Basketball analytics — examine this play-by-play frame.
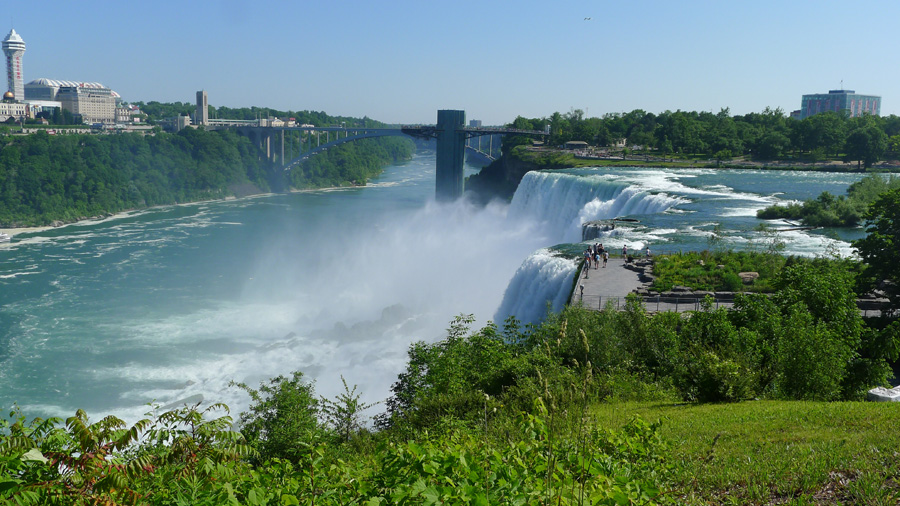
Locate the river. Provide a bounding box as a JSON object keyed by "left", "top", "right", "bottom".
{"left": 0, "top": 152, "right": 869, "bottom": 422}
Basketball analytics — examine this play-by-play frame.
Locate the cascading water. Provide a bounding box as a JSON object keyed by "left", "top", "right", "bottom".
{"left": 507, "top": 171, "right": 683, "bottom": 243}
{"left": 493, "top": 249, "right": 577, "bottom": 326}
{"left": 494, "top": 171, "right": 683, "bottom": 325}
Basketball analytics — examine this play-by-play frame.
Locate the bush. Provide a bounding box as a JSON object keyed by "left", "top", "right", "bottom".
{"left": 231, "top": 371, "right": 326, "bottom": 464}
{"left": 722, "top": 272, "right": 743, "bottom": 292}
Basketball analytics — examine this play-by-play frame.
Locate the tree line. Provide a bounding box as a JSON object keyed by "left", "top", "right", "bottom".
{"left": 290, "top": 137, "right": 414, "bottom": 189}
{"left": 0, "top": 129, "right": 269, "bottom": 227}
{"left": 132, "top": 101, "right": 392, "bottom": 129}
{"left": 509, "top": 108, "right": 900, "bottom": 168}
{"left": 0, "top": 128, "right": 415, "bottom": 227}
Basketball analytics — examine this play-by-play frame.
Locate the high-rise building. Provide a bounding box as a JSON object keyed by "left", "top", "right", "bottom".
{"left": 799, "top": 89, "right": 881, "bottom": 119}
{"left": 56, "top": 85, "right": 117, "bottom": 124}
{"left": 2, "top": 29, "right": 25, "bottom": 101}
{"left": 196, "top": 90, "right": 208, "bottom": 126}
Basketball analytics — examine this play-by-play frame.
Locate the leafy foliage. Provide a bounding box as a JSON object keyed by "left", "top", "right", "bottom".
{"left": 290, "top": 137, "right": 414, "bottom": 188}
{"left": 757, "top": 174, "right": 900, "bottom": 227}
{"left": 0, "top": 129, "right": 269, "bottom": 226}
{"left": 2, "top": 231, "right": 898, "bottom": 503}
{"left": 319, "top": 376, "right": 378, "bottom": 443}
{"left": 649, "top": 250, "right": 788, "bottom": 293}
{"left": 231, "top": 372, "right": 325, "bottom": 465}
{"left": 507, "top": 106, "right": 900, "bottom": 169}
{"left": 854, "top": 187, "right": 900, "bottom": 311}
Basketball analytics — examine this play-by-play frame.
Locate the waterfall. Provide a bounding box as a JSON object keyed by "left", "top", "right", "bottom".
{"left": 507, "top": 171, "right": 682, "bottom": 243}
{"left": 495, "top": 170, "right": 683, "bottom": 326}
{"left": 494, "top": 248, "right": 578, "bottom": 326}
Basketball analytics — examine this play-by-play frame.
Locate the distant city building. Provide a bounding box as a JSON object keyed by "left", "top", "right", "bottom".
{"left": 57, "top": 85, "right": 117, "bottom": 124}
{"left": 799, "top": 89, "right": 881, "bottom": 119}
{"left": 469, "top": 119, "right": 482, "bottom": 128}
{"left": 564, "top": 140, "right": 588, "bottom": 150}
{"left": 25, "top": 100, "right": 62, "bottom": 119}
{"left": 175, "top": 114, "right": 192, "bottom": 132}
{"left": 195, "top": 90, "right": 208, "bottom": 126}
{"left": 0, "top": 91, "right": 28, "bottom": 122}
{"left": 25, "top": 78, "right": 121, "bottom": 103}
{"left": 116, "top": 105, "right": 141, "bottom": 124}
{"left": 2, "top": 29, "right": 25, "bottom": 101}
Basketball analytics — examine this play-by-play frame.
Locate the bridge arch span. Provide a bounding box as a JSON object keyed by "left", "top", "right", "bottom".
{"left": 282, "top": 129, "right": 410, "bottom": 168}
{"left": 230, "top": 110, "right": 546, "bottom": 200}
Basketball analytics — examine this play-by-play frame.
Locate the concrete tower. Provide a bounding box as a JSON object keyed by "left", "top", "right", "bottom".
{"left": 2, "top": 29, "right": 25, "bottom": 101}
{"left": 434, "top": 110, "right": 467, "bottom": 201}
{"left": 196, "top": 90, "right": 208, "bottom": 126}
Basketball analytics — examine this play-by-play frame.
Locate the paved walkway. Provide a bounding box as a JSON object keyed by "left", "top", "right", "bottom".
{"left": 570, "top": 258, "right": 643, "bottom": 310}
{"left": 570, "top": 258, "right": 737, "bottom": 313}
{"left": 570, "top": 258, "right": 892, "bottom": 317}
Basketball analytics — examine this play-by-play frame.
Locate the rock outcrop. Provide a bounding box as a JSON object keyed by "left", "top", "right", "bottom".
{"left": 867, "top": 386, "right": 900, "bottom": 402}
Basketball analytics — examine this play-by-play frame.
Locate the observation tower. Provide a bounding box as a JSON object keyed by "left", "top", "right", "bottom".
{"left": 2, "top": 29, "right": 25, "bottom": 100}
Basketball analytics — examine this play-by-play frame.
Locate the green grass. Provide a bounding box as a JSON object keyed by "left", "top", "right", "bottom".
{"left": 650, "top": 251, "right": 788, "bottom": 293}
{"left": 590, "top": 400, "right": 900, "bottom": 505}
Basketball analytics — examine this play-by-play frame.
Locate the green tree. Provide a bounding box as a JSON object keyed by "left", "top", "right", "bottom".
{"left": 772, "top": 262, "right": 874, "bottom": 399}
{"left": 754, "top": 131, "right": 790, "bottom": 159}
{"left": 844, "top": 122, "right": 887, "bottom": 169}
{"left": 320, "top": 377, "right": 377, "bottom": 442}
{"left": 714, "top": 149, "right": 732, "bottom": 167}
{"left": 231, "top": 371, "right": 324, "bottom": 464}
{"left": 853, "top": 188, "right": 900, "bottom": 309}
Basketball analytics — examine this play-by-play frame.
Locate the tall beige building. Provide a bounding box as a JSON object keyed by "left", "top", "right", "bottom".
{"left": 57, "top": 85, "right": 116, "bottom": 124}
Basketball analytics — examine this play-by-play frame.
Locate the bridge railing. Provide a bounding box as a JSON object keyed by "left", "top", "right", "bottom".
{"left": 461, "top": 126, "right": 548, "bottom": 136}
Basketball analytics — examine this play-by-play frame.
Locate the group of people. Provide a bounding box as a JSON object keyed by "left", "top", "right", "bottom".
{"left": 583, "top": 243, "right": 652, "bottom": 270}
{"left": 584, "top": 243, "right": 610, "bottom": 269}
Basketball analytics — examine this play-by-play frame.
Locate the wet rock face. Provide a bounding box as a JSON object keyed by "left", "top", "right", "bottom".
{"left": 581, "top": 221, "right": 615, "bottom": 241}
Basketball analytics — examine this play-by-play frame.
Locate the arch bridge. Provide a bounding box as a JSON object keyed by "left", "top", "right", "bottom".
{"left": 227, "top": 110, "right": 546, "bottom": 201}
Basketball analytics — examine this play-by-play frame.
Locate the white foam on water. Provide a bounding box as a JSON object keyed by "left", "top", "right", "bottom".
{"left": 508, "top": 172, "right": 683, "bottom": 242}
{"left": 494, "top": 249, "right": 578, "bottom": 326}
{"left": 720, "top": 206, "right": 766, "bottom": 217}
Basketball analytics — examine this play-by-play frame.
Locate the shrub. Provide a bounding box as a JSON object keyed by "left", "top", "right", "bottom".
{"left": 231, "top": 371, "right": 326, "bottom": 464}
{"left": 722, "top": 272, "right": 743, "bottom": 292}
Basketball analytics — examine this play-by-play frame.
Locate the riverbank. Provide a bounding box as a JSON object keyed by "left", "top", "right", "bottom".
{"left": 537, "top": 147, "right": 900, "bottom": 172}
{"left": 0, "top": 225, "right": 53, "bottom": 237}
{"left": 0, "top": 184, "right": 361, "bottom": 240}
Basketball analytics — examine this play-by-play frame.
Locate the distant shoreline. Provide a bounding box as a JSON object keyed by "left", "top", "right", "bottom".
{"left": 0, "top": 183, "right": 365, "bottom": 240}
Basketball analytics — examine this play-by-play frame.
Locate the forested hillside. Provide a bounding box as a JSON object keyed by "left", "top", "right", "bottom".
{"left": 0, "top": 129, "right": 269, "bottom": 227}
{"left": 290, "top": 137, "right": 415, "bottom": 188}
{"left": 0, "top": 128, "right": 415, "bottom": 227}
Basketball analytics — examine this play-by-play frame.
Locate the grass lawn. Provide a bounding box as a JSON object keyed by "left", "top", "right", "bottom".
{"left": 591, "top": 401, "right": 900, "bottom": 505}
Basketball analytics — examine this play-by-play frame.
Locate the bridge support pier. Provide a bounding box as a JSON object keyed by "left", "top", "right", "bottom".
{"left": 435, "top": 110, "right": 466, "bottom": 202}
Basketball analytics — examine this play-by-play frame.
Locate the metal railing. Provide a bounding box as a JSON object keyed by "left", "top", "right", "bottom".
{"left": 573, "top": 292, "right": 894, "bottom": 318}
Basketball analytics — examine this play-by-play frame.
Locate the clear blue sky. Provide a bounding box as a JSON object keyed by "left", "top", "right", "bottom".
{"left": 6, "top": 0, "right": 898, "bottom": 125}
